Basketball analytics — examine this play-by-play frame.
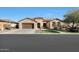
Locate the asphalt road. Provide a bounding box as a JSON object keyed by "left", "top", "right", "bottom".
{"left": 0, "top": 34, "right": 79, "bottom": 52}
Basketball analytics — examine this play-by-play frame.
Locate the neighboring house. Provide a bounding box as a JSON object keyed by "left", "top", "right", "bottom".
{"left": 9, "top": 21, "right": 18, "bottom": 29}
{"left": 0, "top": 19, "right": 17, "bottom": 31}
{"left": 19, "top": 17, "right": 65, "bottom": 30}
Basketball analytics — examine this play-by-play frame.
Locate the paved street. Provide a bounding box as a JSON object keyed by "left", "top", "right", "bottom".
{"left": 0, "top": 34, "right": 79, "bottom": 52}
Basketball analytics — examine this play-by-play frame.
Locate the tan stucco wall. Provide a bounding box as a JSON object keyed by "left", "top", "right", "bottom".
{"left": 19, "top": 18, "right": 66, "bottom": 30}
{"left": 0, "top": 22, "right": 9, "bottom": 31}
{"left": 46, "top": 22, "right": 50, "bottom": 29}
{"left": 48, "top": 20, "right": 65, "bottom": 29}
{"left": 34, "top": 19, "right": 45, "bottom": 29}
{"left": 34, "top": 19, "right": 44, "bottom": 23}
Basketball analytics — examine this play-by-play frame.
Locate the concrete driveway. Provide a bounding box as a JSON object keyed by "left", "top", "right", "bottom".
{"left": 0, "top": 29, "right": 36, "bottom": 34}
{"left": 11, "top": 29, "right": 36, "bottom": 34}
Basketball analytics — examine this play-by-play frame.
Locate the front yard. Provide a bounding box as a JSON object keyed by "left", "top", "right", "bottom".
{"left": 41, "top": 29, "right": 60, "bottom": 33}
{"left": 36, "top": 29, "right": 60, "bottom": 34}
{"left": 36, "top": 29, "right": 79, "bottom": 34}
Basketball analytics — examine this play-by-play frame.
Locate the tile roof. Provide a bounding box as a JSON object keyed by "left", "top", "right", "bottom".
{"left": 19, "top": 17, "right": 32, "bottom": 22}
{"left": 33, "top": 17, "right": 44, "bottom": 19}
{"left": 19, "top": 17, "right": 63, "bottom": 22}
{"left": 0, "top": 19, "right": 17, "bottom": 23}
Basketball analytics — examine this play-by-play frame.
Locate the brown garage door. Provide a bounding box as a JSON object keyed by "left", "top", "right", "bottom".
{"left": 22, "top": 23, "right": 34, "bottom": 29}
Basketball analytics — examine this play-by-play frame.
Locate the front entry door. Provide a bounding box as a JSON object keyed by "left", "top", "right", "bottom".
{"left": 37, "top": 23, "right": 40, "bottom": 28}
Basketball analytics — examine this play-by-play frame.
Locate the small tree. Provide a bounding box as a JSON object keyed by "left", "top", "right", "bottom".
{"left": 64, "top": 9, "right": 79, "bottom": 32}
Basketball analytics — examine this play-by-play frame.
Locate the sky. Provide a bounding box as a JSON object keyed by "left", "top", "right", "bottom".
{"left": 0, "top": 7, "right": 78, "bottom": 21}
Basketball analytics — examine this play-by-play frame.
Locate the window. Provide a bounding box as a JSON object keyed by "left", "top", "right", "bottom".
{"left": 57, "top": 22, "right": 61, "bottom": 26}
{"left": 52, "top": 22, "right": 56, "bottom": 26}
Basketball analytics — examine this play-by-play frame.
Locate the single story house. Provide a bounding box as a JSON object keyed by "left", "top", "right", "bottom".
{"left": 0, "top": 19, "right": 17, "bottom": 31}
{"left": 19, "top": 17, "right": 66, "bottom": 30}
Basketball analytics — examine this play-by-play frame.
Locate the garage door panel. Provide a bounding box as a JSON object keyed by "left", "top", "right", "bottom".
{"left": 22, "top": 23, "right": 34, "bottom": 29}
